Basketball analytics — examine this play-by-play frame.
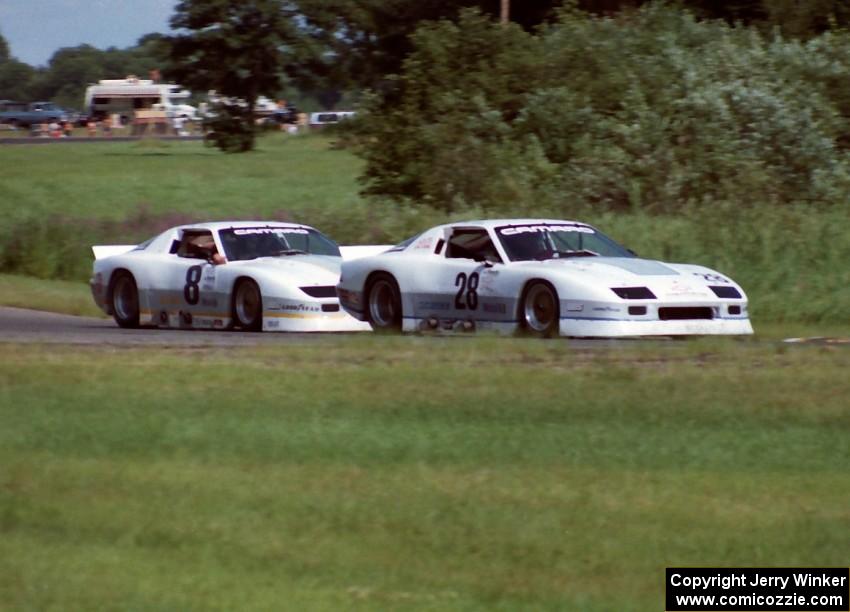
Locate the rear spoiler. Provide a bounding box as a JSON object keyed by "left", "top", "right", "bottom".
{"left": 339, "top": 245, "right": 392, "bottom": 261}
{"left": 92, "top": 245, "right": 136, "bottom": 260}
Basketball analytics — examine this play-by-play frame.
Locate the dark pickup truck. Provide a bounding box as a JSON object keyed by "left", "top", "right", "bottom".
{"left": 0, "top": 101, "right": 72, "bottom": 128}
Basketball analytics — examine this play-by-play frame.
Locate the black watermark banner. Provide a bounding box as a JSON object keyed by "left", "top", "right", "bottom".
{"left": 666, "top": 568, "right": 849, "bottom": 611}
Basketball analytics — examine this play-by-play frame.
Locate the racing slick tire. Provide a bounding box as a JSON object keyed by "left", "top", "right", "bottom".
{"left": 519, "top": 281, "right": 560, "bottom": 338}
{"left": 365, "top": 273, "right": 402, "bottom": 333}
{"left": 110, "top": 270, "right": 140, "bottom": 328}
{"left": 233, "top": 279, "right": 263, "bottom": 331}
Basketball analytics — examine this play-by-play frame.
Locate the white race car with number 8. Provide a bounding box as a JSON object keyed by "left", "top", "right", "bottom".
{"left": 91, "top": 221, "right": 382, "bottom": 332}
{"left": 336, "top": 219, "right": 753, "bottom": 337}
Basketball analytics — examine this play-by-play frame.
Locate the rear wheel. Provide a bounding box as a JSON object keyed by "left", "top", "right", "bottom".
{"left": 110, "top": 271, "right": 140, "bottom": 328}
{"left": 366, "top": 273, "right": 402, "bottom": 333}
{"left": 233, "top": 279, "right": 263, "bottom": 331}
{"left": 519, "top": 281, "right": 560, "bottom": 338}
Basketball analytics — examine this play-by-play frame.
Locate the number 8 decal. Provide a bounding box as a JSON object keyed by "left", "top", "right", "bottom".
{"left": 184, "top": 265, "right": 202, "bottom": 305}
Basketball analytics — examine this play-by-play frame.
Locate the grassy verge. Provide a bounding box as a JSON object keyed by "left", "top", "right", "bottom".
{"left": 0, "top": 274, "right": 105, "bottom": 317}
{"left": 1, "top": 339, "right": 848, "bottom": 610}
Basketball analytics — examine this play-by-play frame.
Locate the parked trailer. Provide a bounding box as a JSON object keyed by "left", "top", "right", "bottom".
{"left": 84, "top": 77, "right": 198, "bottom": 125}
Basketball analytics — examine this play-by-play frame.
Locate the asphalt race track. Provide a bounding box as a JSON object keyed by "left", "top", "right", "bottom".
{"left": 0, "top": 306, "right": 631, "bottom": 348}
{"left": 0, "top": 306, "right": 335, "bottom": 346}
{"left": 4, "top": 306, "right": 847, "bottom": 348}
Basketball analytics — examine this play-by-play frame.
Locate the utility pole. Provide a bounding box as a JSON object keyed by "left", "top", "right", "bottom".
{"left": 500, "top": 0, "right": 509, "bottom": 24}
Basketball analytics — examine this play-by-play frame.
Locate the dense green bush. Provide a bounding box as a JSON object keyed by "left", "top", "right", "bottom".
{"left": 355, "top": 4, "right": 850, "bottom": 213}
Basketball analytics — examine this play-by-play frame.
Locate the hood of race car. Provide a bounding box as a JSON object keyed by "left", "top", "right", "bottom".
{"left": 228, "top": 254, "right": 341, "bottom": 286}
{"left": 517, "top": 257, "right": 742, "bottom": 300}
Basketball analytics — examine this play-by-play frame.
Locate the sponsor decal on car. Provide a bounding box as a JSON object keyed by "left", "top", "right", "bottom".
{"left": 665, "top": 280, "right": 710, "bottom": 297}
{"left": 692, "top": 271, "right": 731, "bottom": 284}
{"left": 482, "top": 302, "right": 507, "bottom": 314}
{"left": 201, "top": 266, "right": 216, "bottom": 291}
{"left": 268, "top": 300, "right": 325, "bottom": 313}
{"left": 478, "top": 270, "right": 499, "bottom": 292}
{"left": 499, "top": 224, "right": 594, "bottom": 235}
{"left": 413, "top": 237, "right": 435, "bottom": 249}
{"left": 233, "top": 227, "right": 309, "bottom": 235}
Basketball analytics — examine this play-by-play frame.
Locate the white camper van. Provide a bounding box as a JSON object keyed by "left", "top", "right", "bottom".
{"left": 84, "top": 77, "right": 198, "bottom": 125}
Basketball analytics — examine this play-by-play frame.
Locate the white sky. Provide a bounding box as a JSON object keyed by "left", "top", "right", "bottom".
{"left": 0, "top": 0, "right": 178, "bottom": 66}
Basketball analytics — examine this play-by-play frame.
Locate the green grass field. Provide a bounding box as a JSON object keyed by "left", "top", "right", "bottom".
{"left": 1, "top": 339, "right": 848, "bottom": 611}
{"left": 0, "top": 274, "right": 104, "bottom": 317}
{"left": 0, "top": 134, "right": 433, "bottom": 243}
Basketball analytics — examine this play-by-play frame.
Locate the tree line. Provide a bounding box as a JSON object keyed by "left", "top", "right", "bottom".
{"left": 2, "top": 0, "right": 850, "bottom": 178}
{"left": 2, "top": 0, "right": 847, "bottom": 110}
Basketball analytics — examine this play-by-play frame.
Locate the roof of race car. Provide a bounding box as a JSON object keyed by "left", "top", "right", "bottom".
{"left": 442, "top": 219, "right": 592, "bottom": 230}
{"left": 174, "top": 221, "right": 315, "bottom": 232}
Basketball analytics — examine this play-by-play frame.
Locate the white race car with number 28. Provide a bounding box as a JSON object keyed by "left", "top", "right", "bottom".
{"left": 91, "top": 221, "right": 386, "bottom": 332}
{"left": 337, "top": 219, "right": 753, "bottom": 337}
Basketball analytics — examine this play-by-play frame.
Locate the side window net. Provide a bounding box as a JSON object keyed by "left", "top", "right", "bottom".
{"left": 177, "top": 231, "right": 216, "bottom": 259}
{"left": 445, "top": 230, "right": 502, "bottom": 263}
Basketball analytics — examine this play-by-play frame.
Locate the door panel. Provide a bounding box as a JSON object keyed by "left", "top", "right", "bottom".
{"left": 149, "top": 256, "right": 222, "bottom": 323}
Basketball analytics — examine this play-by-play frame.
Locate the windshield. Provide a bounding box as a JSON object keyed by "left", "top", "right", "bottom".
{"left": 218, "top": 227, "right": 340, "bottom": 261}
{"left": 496, "top": 223, "right": 633, "bottom": 262}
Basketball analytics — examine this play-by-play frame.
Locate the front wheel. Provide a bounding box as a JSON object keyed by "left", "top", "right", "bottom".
{"left": 110, "top": 271, "right": 140, "bottom": 328}
{"left": 519, "top": 281, "right": 560, "bottom": 338}
{"left": 366, "top": 273, "right": 402, "bottom": 333}
{"left": 233, "top": 279, "right": 263, "bottom": 331}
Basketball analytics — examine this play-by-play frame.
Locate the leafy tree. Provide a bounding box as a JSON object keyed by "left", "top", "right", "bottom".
{"left": 298, "top": 0, "right": 850, "bottom": 97}
{"left": 354, "top": 5, "right": 850, "bottom": 213}
{"left": 0, "top": 61, "right": 37, "bottom": 101}
{"left": 762, "top": 0, "right": 850, "bottom": 38}
{"left": 168, "top": 0, "right": 301, "bottom": 152}
{"left": 0, "top": 32, "right": 37, "bottom": 101}
{"left": 297, "top": 0, "right": 564, "bottom": 93}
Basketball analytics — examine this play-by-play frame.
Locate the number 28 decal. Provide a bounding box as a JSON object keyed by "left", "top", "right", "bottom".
{"left": 455, "top": 272, "right": 479, "bottom": 310}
